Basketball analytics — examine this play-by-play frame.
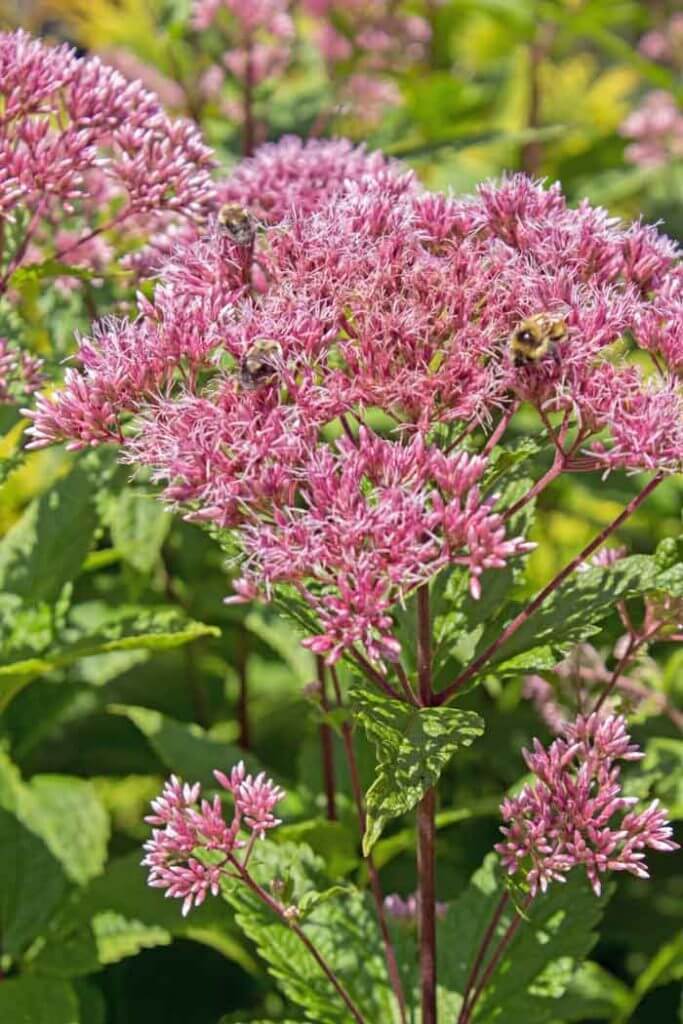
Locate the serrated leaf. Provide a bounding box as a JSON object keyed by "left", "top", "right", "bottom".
{"left": 108, "top": 704, "right": 259, "bottom": 786}
{"left": 18, "top": 776, "right": 110, "bottom": 885}
{"left": 436, "top": 853, "right": 612, "bottom": 1022}
{"left": 625, "top": 737, "right": 683, "bottom": 819}
{"left": 10, "top": 259, "right": 101, "bottom": 285}
{"left": 490, "top": 554, "right": 662, "bottom": 677}
{"left": 0, "top": 977, "right": 80, "bottom": 1024}
{"left": 33, "top": 851, "right": 255, "bottom": 977}
{"left": 0, "top": 463, "right": 98, "bottom": 603}
{"left": 432, "top": 476, "right": 536, "bottom": 689}
{"left": 0, "top": 603, "right": 219, "bottom": 703}
{"left": 73, "top": 980, "right": 106, "bottom": 1024}
{"left": 275, "top": 818, "right": 359, "bottom": 878}
{"left": 93, "top": 910, "right": 171, "bottom": 964}
{"left": 99, "top": 487, "right": 171, "bottom": 574}
{"left": 0, "top": 757, "right": 108, "bottom": 887}
{"left": 225, "top": 841, "right": 398, "bottom": 1023}
{"left": 244, "top": 606, "right": 315, "bottom": 684}
{"left": 351, "top": 686, "right": 484, "bottom": 853}
{"left": 0, "top": 807, "right": 69, "bottom": 957}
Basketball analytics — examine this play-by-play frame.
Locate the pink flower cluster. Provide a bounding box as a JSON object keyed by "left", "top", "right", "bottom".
{"left": 217, "top": 135, "right": 410, "bottom": 225}
{"left": 0, "top": 30, "right": 216, "bottom": 281}
{"left": 143, "top": 764, "right": 285, "bottom": 916}
{"left": 191, "top": 0, "right": 294, "bottom": 96}
{"left": 384, "top": 892, "right": 448, "bottom": 923}
{"left": 0, "top": 336, "right": 43, "bottom": 403}
{"left": 27, "top": 166, "right": 683, "bottom": 667}
{"left": 620, "top": 90, "right": 683, "bottom": 169}
{"left": 638, "top": 13, "right": 683, "bottom": 67}
{"left": 305, "top": 0, "right": 430, "bottom": 127}
{"left": 496, "top": 714, "right": 678, "bottom": 897}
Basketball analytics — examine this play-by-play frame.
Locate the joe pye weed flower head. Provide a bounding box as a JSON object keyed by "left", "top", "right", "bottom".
{"left": 28, "top": 164, "right": 683, "bottom": 673}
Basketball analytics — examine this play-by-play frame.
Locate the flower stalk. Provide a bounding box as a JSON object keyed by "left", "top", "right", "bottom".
{"left": 437, "top": 473, "right": 665, "bottom": 705}
{"left": 417, "top": 583, "right": 438, "bottom": 1024}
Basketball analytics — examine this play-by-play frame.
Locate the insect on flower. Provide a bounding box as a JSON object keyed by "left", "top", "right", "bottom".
{"left": 239, "top": 338, "right": 283, "bottom": 389}
{"left": 508, "top": 312, "right": 567, "bottom": 366}
{"left": 218, "top": 202, "right": 256, "bottom": 246}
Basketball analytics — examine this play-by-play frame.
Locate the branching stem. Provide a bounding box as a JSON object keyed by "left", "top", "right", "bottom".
{"left": 437, "top": 473, "right": 664, "bottom": 705}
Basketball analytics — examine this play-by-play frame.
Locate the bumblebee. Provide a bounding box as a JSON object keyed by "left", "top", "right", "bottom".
{"left": 508, "top": 313, "right": 567, "bottom": 366}
{"left": 218, "top": 202, "right": 255, "bottom": 246}
{"left": 240, "top": 339, "right": 282, "bottom": 389}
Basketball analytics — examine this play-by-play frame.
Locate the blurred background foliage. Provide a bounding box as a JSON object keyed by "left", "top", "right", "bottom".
{"left": 0, "top": 0, "right": 681, "bottom": 1022}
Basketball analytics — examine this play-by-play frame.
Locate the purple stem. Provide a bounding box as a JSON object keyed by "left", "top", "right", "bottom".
{"left": 317, "top": 656, "right": 338, "bottom": 821}
{"left": 417, "top": 583, "right": 438, "bottom": 1024}
{"left": 436, "top": 473, "right": 664, "bottom": 706}
{"left": 230, "top": 855, "right": 367, "bottom": 1024}
{"left": 456, "top": 890, "right": 510, "bottom": 1024}
{"left": 329, "top": 666, "right": 408, "bottom": 1024}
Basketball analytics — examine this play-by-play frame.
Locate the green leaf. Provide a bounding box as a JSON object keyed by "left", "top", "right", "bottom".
{"left": 73, "top": 980, "right": 106, "bottom": 1024}
{"left": 244, "top": 606, "right": 315, "bottom": 684}
{"left": 0, "top": 807, "right": 69, "bottom": 957}
{"left": 225, "top": 841, "right": 398, "bottom": 1023}
{"left": 108, "top": 704, "right": 258, "bottom": 786}
{"left": 99, "top": 487, "right": 171, "bottom": 574}
{"left": 625, "top": 737, "right": 683, "bottom": 819}
{"left": 32, "top": 851, "right": 255, "bottom": 977}
{"left": 489, "top": 554, "right": 662, "bottom": 678}
{"left": 369, "top": 798, "right": 500, "bottom": 871}
{"left": 18, "top": 776, "right": 110, "bottom": 885}
{"left": 0, "top": 977, "right": 80, "bottom": 1024}
{"left": 557, "top": 961, "right": 631, "bottom": 1020}
{"left": 611, "top": 933, "right": 683, "bottom": 1024}
{"left": 91, "top": 910, "right": 172, "bottom": 965}
{"left": 0, "top": 463, "right": 98, "bottom": 603}
{"left": 275, "top": 818, "right": 359, "bottom": 878}
{"left": 432, "top": 474, "right": 537, "bottom": 689}
{"left": 351, "top": 687, "right": 484, "bottom": 854}
{"left": 437, "top": 853, "right": 612, "bottom": 1022}
{"left": 10, "top": 258, "right": 131, "bottom": 288}
{"left": 0, "top": 603, "right": 220, "bottom": 704}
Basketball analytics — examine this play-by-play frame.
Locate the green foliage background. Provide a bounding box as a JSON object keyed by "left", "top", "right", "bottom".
{"left": 0, "top": 1, "right": 681, "bottom": 1022}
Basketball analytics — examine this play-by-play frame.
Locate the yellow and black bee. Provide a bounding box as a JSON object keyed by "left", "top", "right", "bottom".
{"left": 507, "top": 311, "right": 565, "bottom": 368}
{"left": 240, "top": 339, "right": 282, "bottom": 389}
{"left": 508, "top": 313, "right": 567, "bottom": 366}
{"left": 218, "top": 202, "right": 255, "bottom": 246}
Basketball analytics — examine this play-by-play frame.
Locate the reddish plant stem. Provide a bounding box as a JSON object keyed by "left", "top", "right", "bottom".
{"left": 230, "top": 855, "right": 367, "bottom": 1024}
{"left": 416, "top": 583, "right": 438, "bottom": 1024}
{"left": 417, "top": 583, "right": 433, "bottom": 708}
{"left": 418, "top": 788, "right": 438, "bottom": 1024}
{"left": 459, "top": 898, "right": 531, "bottom": 1024}
{"left": 482, "top": 401, "right": 519, "bottom": 456}
{"left": 349, "top": 647, "right": 406, "bottom": 702}
{"left": 235, "top": 631, "right": 251, "bottom": 750}
{"left": 457, "top": 891, "right": 509, "bottom": 1023}
{"left": 243, "top": 37, "right": 256, "bottom": 157}
{"left": 329, "top": 666, "right": 408, "bottom": 1024}
{"left": 592, "top": 623, "right": 661, "bottom": 714}
{"left": 0, "top": 199, "right": 46, "bottom": 293}
{"left": 503, "top": 449, "right": 564, "bottom": 522}
{"left": 437, "top": 473, "right": 664, "bottom": 705}
{"left": 395, "top": 661, "right": 419, "bottom": 704}
{"left": 520, "top": 24, "right": 554, "bottom": 176}
{"left": 317, "top": 656, "right": 337, "bottom": 821}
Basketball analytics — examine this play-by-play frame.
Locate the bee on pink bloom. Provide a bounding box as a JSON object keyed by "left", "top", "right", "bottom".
{"left": 218, "top": 202, "right": 256, "bottom": 246}
{"left": 508, "top": 312, "right": 568, "bottom": 366}
{"left": 240, "top": 338, "right": 283, "bottom": 389}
